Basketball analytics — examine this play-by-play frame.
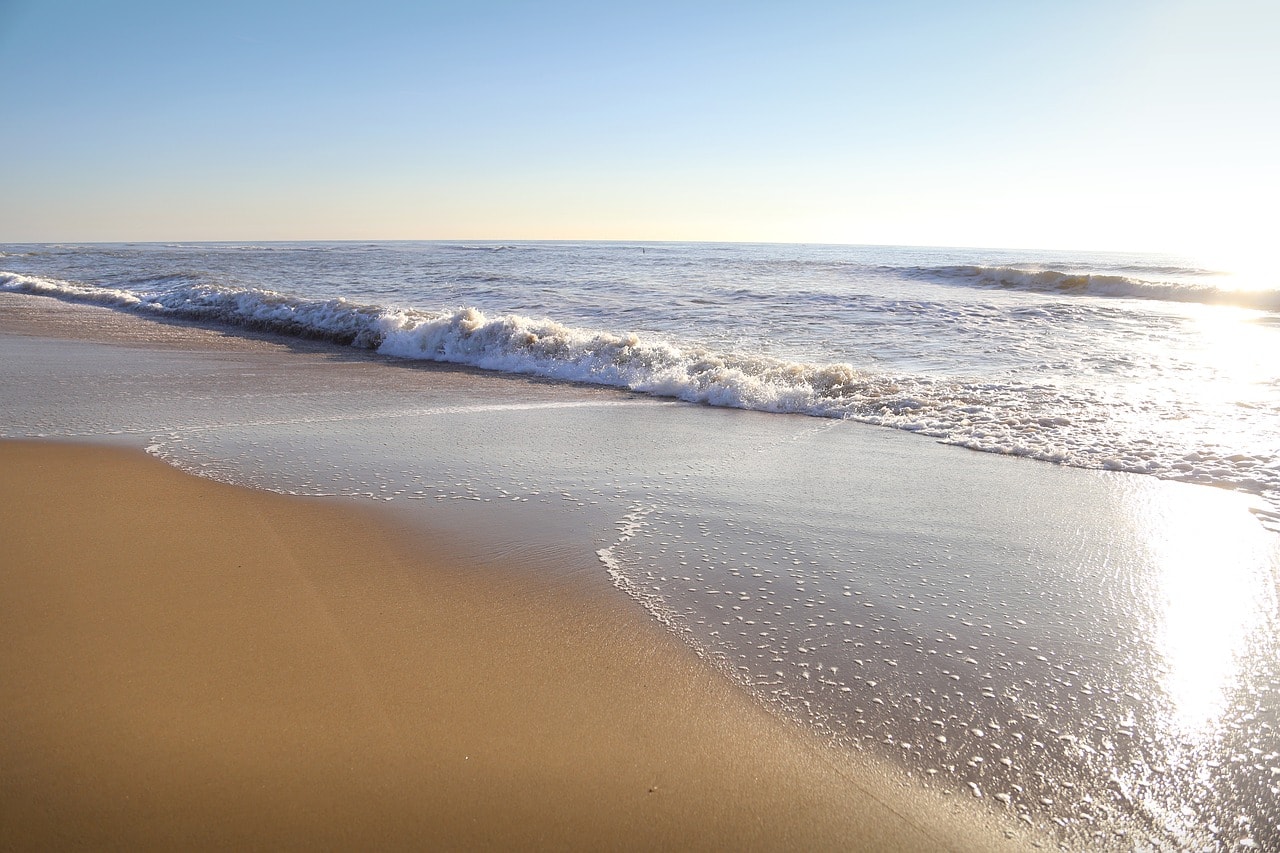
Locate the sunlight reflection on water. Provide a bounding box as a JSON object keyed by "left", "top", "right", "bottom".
{"left": 1134, "top": 485, "right": 1273, "bottom": 734}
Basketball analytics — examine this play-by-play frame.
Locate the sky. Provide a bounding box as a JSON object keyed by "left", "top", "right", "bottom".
{"left": 1, "top": 0, "right": 1277, "bottom": 256}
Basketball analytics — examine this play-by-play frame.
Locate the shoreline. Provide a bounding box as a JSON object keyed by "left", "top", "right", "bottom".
{"left": 0, "top": 439, "right": 1024, "bottom": 850}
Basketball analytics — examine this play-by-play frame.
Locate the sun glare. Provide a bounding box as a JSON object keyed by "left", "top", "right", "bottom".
{"left": 1186, "top": 233, "right": 1275, "bottom": 293}
{"left": 1130, "top": 483, "right": 1275, "bottom": 734}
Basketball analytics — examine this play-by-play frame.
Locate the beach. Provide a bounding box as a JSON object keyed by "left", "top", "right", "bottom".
{"left": 0, "top": 295, "right": 1027, "bottom": 849}
{"left": 4, "top": 0, "right": 1277, "bottom": 840}
{"left": 1, "top": 444, "right": 1018, "bottom": 851}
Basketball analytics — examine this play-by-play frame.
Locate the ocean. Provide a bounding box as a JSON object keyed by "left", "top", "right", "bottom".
{"left": 3, "top": 241, "right": 1277, "bottom": 529}
{"left": 3, "top": 240, "right": 1279, "bottom": 848}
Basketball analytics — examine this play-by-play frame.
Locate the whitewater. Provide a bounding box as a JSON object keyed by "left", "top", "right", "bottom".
{"left": 2, "top": 240, "right": 1278, "bottom": 527}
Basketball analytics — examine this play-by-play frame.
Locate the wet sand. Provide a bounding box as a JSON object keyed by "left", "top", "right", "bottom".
{"left": 0, "top": 439, "right": 1022, "bottom": 850}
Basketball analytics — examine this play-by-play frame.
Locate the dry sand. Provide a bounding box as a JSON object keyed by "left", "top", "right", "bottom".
{"left": 0, "top": 439, "right": 1025, "bottom": 850}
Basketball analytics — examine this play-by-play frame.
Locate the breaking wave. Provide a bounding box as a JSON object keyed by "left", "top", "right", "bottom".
{"left": 0, "top": 270, "right": 896, "bottom": 414}
{"left": 923, "top": 265, "right": 1280, "bottom": 311}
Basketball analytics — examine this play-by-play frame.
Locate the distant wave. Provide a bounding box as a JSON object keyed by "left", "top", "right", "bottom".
{"left": 920, "top": 265, "right": 1280, "bottom": 311}
{"left": 4, "top": 269, "right": 1278, "bottom": 518}
{"left": 1104, "top": 263, "right": 1220, "bottom": 276}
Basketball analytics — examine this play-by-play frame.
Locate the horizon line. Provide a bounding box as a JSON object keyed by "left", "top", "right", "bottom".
{"left": 1, "top": 236, "right": 1185, "bottom": 258}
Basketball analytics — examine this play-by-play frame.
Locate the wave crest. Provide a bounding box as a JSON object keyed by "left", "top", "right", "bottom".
{"left": 927, "top": 265, "right": 1279, "bottom": 311}
{"left": 375, "top": 305, "right": 873, "bottom": 413}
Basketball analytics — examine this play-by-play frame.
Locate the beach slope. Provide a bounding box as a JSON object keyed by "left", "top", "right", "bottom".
{"left": 0, "top": 440, "right": 1017, "bottom": 850}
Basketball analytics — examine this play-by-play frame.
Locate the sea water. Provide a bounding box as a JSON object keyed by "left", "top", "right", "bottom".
{"left": 3, "top": 241, "right": 1279, "bottom": 848}
{"left": 3, "top": 241, "right": 1277, "bottom": 528}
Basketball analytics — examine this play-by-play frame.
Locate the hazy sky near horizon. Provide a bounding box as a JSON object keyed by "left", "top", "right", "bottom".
{"left": 1, "top": 0, "right": 1276, "bottom": 256}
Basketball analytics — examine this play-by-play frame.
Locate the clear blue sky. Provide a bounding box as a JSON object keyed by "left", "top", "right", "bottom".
{"left": 2, "top": 0, "right": 1276, "bottom": 256}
